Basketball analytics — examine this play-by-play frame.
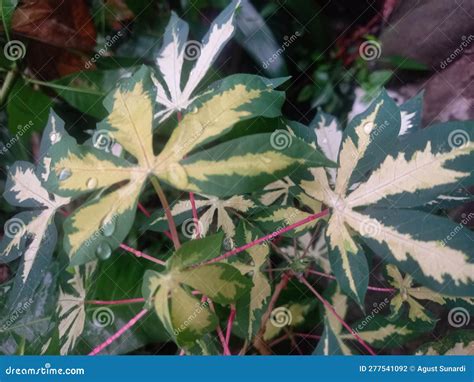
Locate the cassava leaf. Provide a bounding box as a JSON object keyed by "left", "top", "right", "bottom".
{"left": 0, "top": 113, "right": 70, "bottom": 310}
{"left": 44, "top": 66, "right": 319, "bottom": 265}
{"left": 416, "top": 331, "right": 474, "bottom": 355}
{"left": 300, "top": 91, "right": 474, "bottom": 304}
{"left": 142, "top": 234, "right": 251, "bottom": 346}
{"left": 232, "top": 222, "right": 271, "bottom": 340}
{"left": 153, "top": 0, "right": 241, "bottom": 121}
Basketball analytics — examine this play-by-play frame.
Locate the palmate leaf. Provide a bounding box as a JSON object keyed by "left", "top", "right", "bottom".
{"left": 300, "top": 90, "right": 474, "bottom": 306}
{"left": 231, "top": 222, "right": 271, "bottom": 340}
{"left": 416, "top": 331, "right": 474, "bottom": 355}
{"left": 153, "top": 0, "right": 241, "bottom": 121}
{"left": 44, "top": 66, "right": 331, "bottom": 266}
{"left": 0, "top": 114, "right": 70, "bottom": 310}
{"left": 145, "top": 194, "right": 257, "bottom": 240}
{"left": 142, "top": 233, "right": 251, "bottom": 347}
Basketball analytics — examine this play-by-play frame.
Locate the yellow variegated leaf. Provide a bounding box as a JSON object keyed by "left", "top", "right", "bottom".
{"left": 346, "top": 142, "right": 474, "bottom": 208}
{"left": 345, "top": 210, "right": 474, "bottom": 289}
{"left": 106, "top": 81, "right": 155, "bottom": 168}
{"left": 260, "top": 177, "right": 295, "bottom": 206}
{"left": 340, "top": 324, "right": 412, "bottom": 342}
{"left": 334, "top": 101, "right": 383, "bottom": 196}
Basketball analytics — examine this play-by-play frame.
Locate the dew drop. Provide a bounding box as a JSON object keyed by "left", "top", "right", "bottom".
{"left": 96, "top": 242, "right": 112, "bottom": 260}
{"left": 49, "top": 132, "right": 58, "bottom": 143}
{"left": 86, "top": 177, "right": 98, "bottom": 189}
{"left": 102, "top": 219, "right": 116, "bottom": 237}
{"left": 58, "top": 168, "right": 72, "bottom": 181}
{"left": 191, "top": 106, "right": 198, "bottom": 114}
{"left": 363, "top": 122, "right": 374, "bottom": 134}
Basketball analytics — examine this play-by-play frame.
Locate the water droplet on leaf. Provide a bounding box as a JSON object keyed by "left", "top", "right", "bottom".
{"left": 96, "top": 242, "right": 112, "bottom": 260}
{"left": 86, "top": 177, "right": 98, "bottom": 189}
{"left": 102, "top": 219, "right": 116, "bottom": 237}
{"left": 58, "top": 168, "right": 71, "bottom": 181}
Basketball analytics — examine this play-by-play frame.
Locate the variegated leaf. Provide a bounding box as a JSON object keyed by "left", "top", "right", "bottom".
{"left": 142, "top": 234, "right": 251, "bottom": 346}
{"left": 416, "top": 331, "right": 474, "bottom": 355}
{"left": 0, "top": 114, "right": 70, "bottom": 309}
{"left": 56, "top": 263, "right": 97, "bottom": 355}
{"left": 153, "top": 0, "right": 241, "bottom": 121}
{"left": 300, "top": 92, "right": 474, "bottom": 301}
{"left": 313, "top": 318, "right": 343, "bottom": 355}
{"left": 232, "top": 222, "right": 271, "bottom": 340}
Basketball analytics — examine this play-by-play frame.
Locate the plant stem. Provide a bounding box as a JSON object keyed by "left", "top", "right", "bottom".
{"left": 0, "top": 70, "right": 16, "bottom": 106}
{"left": 205, "top": 209, "right": 330, "bottom": 265}
{"left": 225, "top": 305, "right": 236, "bottom": 347}
{"left": 119, "top": 243, "right": 166, "bottom": 266}
{"left": 89, "top": 309, "right": 148, "bottom": 355}
{"left": 23, "top": 76, "right": 104, "bottom": 95}
{"left": 306, "top": 270, "right": 396, "bottom": 293}
{"left": 208, "top": 299, "right": 231, "bottom": 355}
{"left": 137, "top": 202, "right": 151, "bottom": 217}
{"left": 296, "top": 274, "right": 376, "bottom": 356}
{"left": 189, "top": 191, "right": 201, "bottom": 238}
{"left": 86, "top": 298, "right": 145, "bottom": 305}
{"left": 150, "top": 177, "right": 181, "bottom": 249}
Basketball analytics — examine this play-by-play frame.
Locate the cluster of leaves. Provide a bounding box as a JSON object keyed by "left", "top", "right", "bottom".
{"left": 1, "top": 1, "right": 473, "bottom": 356}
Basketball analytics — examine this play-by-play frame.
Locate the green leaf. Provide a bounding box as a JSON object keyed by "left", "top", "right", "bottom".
{"left": 142, "top": 234, "right": 251, "bottom": 346}
{"left": 416, "top": 331, "right": 474, "bottom": 355}
{"left": 0, "top": 128, "right": 69, "bottom": 310}
{"left": 0, "top": 0, "right": 18, "bottom": 35}
{"left": 53, "top": 69, "right": 135, "bottom": 119}
{"left": 7, "top": 78, "right": 53, "bottom": 136}
{"left": 232, "top": 222, "right": 271, "bottom": 340}
{"left": 313, "top": 318, "right": 343, "bottom": 355}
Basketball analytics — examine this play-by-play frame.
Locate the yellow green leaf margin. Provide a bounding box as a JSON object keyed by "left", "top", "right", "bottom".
{"left": 44, "top": 66, "right": 332, "bottom": 265}
{"left": 141, "top": 233, "right": 251, "bottom": 347}
{"left": 301, "top": 90, "right": 474, "bottom": 305}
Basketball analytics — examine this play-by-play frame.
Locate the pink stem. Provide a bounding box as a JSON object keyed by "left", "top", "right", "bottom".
{"left": 163, "top": 230, "right": 173, "bottom": 241}
{"left": 189, "top": 192, "right": 201, "bottom": 238}
{"left": 225, "top": 305, "right": 236, "bottom": 347}
{"left": 86, "top": 298, "right": 145, "bottom": 305}
{"left": 208, "top": 299, "right": 231, "bottom": 355}
{"left": 119, "top": 243, "right": 166, "bottom": 266}
{"left": 297, "top": 275, "right": 376, "bottom": 356}
{"left": 205, "top": 209, "right": 330, "bottom": 265}
{"left": 89, "top": 309, "right": 148, "bottom": 355}
{"left": 138, "top": 203, "right": 151, "bottom": 218}
{"left": 294, "top": 333, "right": 321, "bottom": 340}
{"left": 306, "top": 270, "right": 396, "bottom": 293}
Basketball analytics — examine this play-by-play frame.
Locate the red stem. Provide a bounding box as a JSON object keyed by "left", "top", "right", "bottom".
{"left": 297, "top": 275, "right": 376, "bottom": 356}
{"left": 205, "top": 209, "right": 330, "bottom": 265}
{"left": 189, "top": 191, "right": 201, "bottom": 238}
{"left": 89, "top": 309, "right": 148, "bottom": 355}
{"left": 119, "top": 243, "right": 166, "bottom": 266}
{"left": 225, "top": 305, "right": 236, "bottom": 347}
{"left": 208, "top": 299, "right": 231, "bottom": 355}
{"left": 86, "top": 298, "right": 145, "bottom": 305}
{"left": 137, "top": 203, "right": 151, "bottom": 218}
{"left": 306, "top": 270, "right": 396, "bottom": 293}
